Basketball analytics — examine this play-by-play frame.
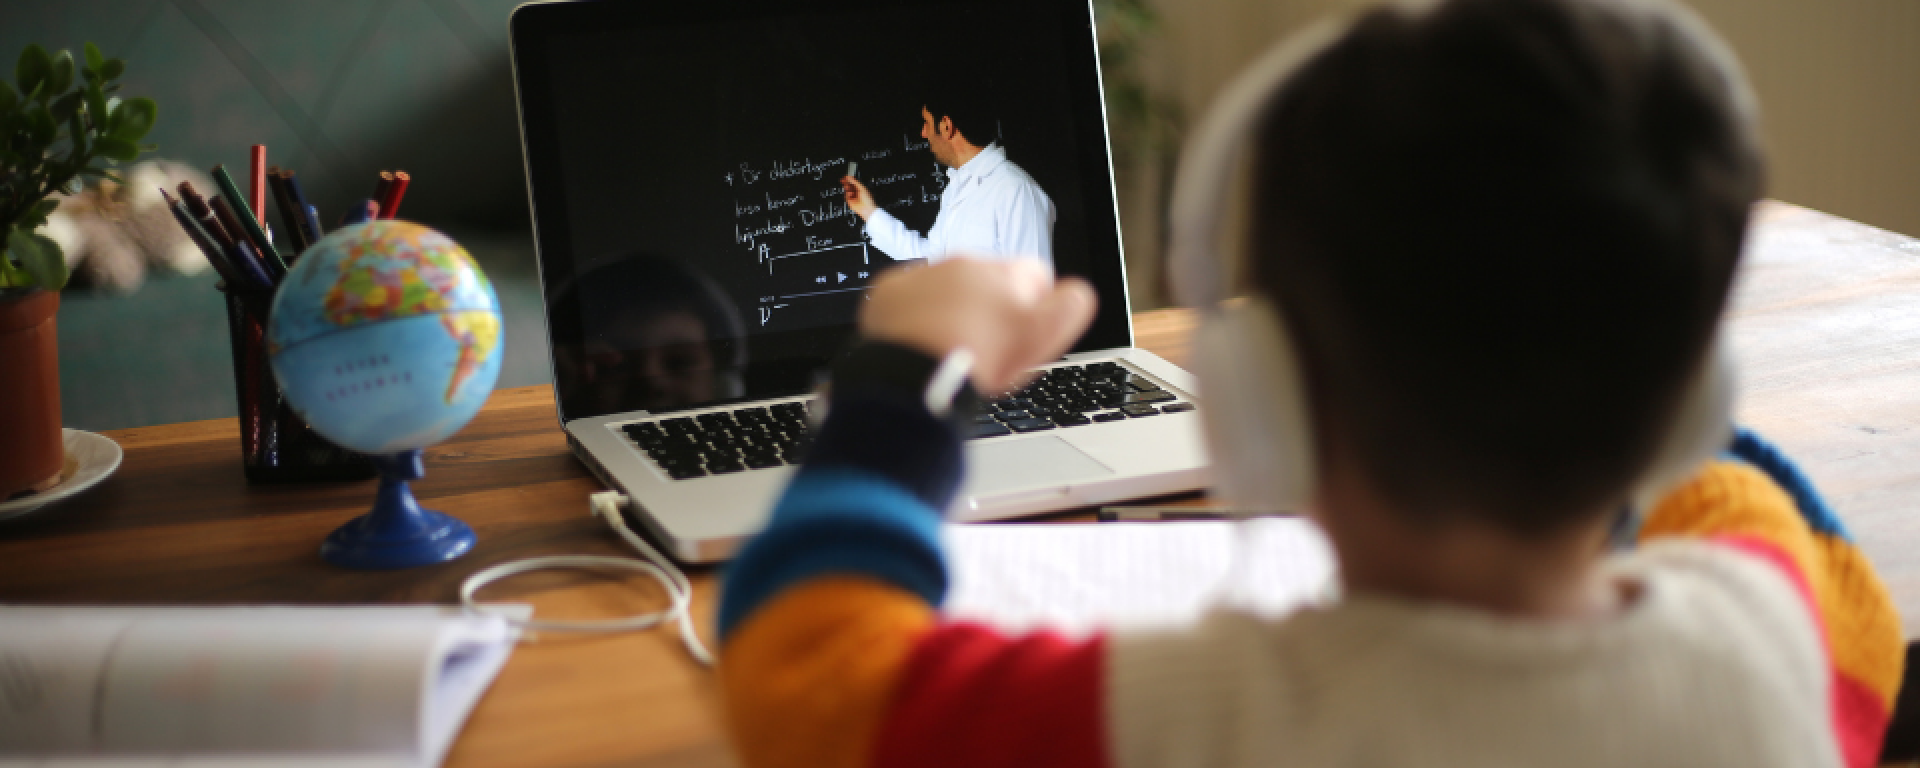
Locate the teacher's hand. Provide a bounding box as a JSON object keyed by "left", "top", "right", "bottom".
{"left": 861, "top": 257, "right": 1096, "bottom": 395}
{"left": 841, "top": 176, "right": 877, "bottom": 220}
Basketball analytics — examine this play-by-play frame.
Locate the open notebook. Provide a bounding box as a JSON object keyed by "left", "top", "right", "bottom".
{"left": 943, "top": 517, "right": 1341, "bottom": 636}
{"left": 0, "top": 605, "right": 525, "bottom": 768}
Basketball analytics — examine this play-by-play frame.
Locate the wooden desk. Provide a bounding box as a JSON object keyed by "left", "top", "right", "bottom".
{"left": 2, "top": 201, "right": 1916, "bottom": 767}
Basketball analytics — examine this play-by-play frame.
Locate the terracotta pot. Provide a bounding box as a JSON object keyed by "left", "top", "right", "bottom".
{"left": 0, "top": 289, "right": 63, "bottom": 499}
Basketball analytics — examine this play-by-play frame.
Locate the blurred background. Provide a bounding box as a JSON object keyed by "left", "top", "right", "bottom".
{"left": 3, "top": 0, "right": 1915, "bottom": 431}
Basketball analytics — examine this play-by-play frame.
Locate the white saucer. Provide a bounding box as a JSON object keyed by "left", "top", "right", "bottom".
{"left": 0, "top": 429, "right": 123, "bottom": 522}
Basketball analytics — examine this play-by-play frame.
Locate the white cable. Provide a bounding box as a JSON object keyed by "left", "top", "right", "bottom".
{"left": 458, "top": 491, "right": 714, "bottom": 666}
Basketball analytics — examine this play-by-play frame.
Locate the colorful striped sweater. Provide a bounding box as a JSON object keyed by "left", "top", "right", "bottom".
{"left": 718, "top": 388, "right": 1903, "bottom": 768}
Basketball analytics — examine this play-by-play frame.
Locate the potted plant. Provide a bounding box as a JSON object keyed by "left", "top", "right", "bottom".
{"left": 1, "top": 42, "right": 155, "bottom": 499}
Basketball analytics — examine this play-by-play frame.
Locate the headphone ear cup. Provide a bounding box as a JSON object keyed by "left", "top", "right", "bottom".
{"left": 1193, "top": 297, "right": 1317, "bottom": 511}
{"left": 1632, "top": 340, "right": 1737, "bottom": 507}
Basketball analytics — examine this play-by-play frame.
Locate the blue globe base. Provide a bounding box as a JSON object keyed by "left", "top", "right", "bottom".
{"left": 321, "top": 449, "right": 476, "bottom": 569}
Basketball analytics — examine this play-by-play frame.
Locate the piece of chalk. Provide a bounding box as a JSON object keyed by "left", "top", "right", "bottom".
{"left": 847, "top": 162, "right": 858, "bottom": 179}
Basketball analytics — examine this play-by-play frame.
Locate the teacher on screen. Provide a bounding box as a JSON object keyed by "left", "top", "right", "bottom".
{"left": 840, "top": 77, "right": 1055, "bottom": 269}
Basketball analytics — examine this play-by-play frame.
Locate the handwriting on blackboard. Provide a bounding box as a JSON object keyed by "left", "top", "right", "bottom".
{"left": 728, "top": 134, "right": 944, "bottom": 329}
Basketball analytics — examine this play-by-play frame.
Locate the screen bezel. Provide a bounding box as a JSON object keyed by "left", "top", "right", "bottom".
{"left": 509, "top": 0, "right": 1134, "bottom": 423}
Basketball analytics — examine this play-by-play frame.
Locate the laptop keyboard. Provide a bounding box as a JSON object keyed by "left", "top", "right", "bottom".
{"left": 619, "top": 361, "right": 1193, "bottom": 480}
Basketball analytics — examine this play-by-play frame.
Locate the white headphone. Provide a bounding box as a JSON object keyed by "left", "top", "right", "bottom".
{"left": 1166, "top": 0, "right": 1752, "bottom": 514}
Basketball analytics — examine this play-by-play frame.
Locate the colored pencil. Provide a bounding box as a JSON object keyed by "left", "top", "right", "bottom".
{"left": 381, "top": 171, "right": 410, "bottom": 219}
{"left": 211, "top": 164, "right": 285, "bottom": 275}
{"left": 341, "top": 199, "right": 380, "bottom": 227}
{"left": 281, "top": 171, "right": 322, "bottom": 246}
{"left": 160, "top": 189, "right": 243, "bottom": 289}
{"left": 267, "top": 167, "right": 307, "bottom": 254}
{"left": 303, "top": 204, "right": 325, "bottom": 245}
{"left": 229, "top": 239, "right": 277, "bottom": 290}
{"left": 178, "top": 181, "right": 235, "bottom": 250}
{"left": 249, "top": 145, "right": 267, "bottom": 226}
{"left": 373, "top": 171, "right": 395, "bottom": 211}
{"left": 209, "top": 195, "right": 281, "bottom": 283}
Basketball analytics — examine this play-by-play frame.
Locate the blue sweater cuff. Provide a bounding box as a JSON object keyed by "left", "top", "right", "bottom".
{"left": 1724, "top": 426, "right": 1852, "bottom": 541}
{"left": 718, "top": 466, "right": 949, "bottom": 641}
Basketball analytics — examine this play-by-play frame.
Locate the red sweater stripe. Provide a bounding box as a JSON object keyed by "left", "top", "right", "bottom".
{"left": 871, "top": 622, "right": 1112, "bottom": 768}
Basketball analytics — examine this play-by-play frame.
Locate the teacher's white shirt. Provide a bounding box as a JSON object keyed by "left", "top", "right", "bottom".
{"left": 864, "top": 143, "right": 1055, "bottom": 268}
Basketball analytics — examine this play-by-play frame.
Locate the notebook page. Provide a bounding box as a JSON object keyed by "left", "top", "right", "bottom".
{"left": 942, "top": 518, "right": 1338, "bottom": 637}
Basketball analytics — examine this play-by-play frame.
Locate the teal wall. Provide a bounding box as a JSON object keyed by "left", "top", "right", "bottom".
{"left": 2, "top": 0, "right": 531, "bottom": 230}
{"left": 4, "top": 1, "right": 554, "bottom": 431}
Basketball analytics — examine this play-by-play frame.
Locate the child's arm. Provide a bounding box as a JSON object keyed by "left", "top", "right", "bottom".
{"left": 717, "top": 385, "right": 1111, "bottom": 768}
{"left": 1640, "top": 428, "right": 1904, "bottom": 767}
{"left": 718, "top": 259, "right": 1108, "bottom": 768}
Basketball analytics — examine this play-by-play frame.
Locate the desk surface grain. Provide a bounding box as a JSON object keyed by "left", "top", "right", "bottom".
{"left": 2, "top": 201, "right": 1917, "bottom": 767}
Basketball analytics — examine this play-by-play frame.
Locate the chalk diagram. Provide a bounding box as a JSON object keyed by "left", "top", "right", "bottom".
{"left": 757, "top": 242, "right": 874, "bottom": 327}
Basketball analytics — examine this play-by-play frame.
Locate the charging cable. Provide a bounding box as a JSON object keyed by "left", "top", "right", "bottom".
{"left": 458, "top": 491, "right": 714, "bottom": 666}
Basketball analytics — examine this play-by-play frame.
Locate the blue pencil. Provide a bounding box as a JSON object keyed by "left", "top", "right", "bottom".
{"left": 229, "top": 240, "right": 277, "bottom": 290}
{"left": 303, "top": 204, "right": 324, "bottom": 244}
{"left": 282, "top": 171, "right": 323, "bottom": 246}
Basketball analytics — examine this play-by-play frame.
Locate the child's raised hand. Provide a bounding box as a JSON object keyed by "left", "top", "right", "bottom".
{"left": 860, "top": 257, "right": 1096, "bottom": 395}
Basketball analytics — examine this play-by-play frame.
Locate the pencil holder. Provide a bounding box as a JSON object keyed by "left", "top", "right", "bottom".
{"left": 220, "top": 283, "right": 376, "bottom": 483}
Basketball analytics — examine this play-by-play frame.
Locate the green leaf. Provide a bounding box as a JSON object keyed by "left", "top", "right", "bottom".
{"left": 113, "top": 97, "right": 155, "bottom": 141}
{"left": 50, "top": 90, "right": 81, "bottom": 123}
{"left": 100, "top": 58, "right": 124, "bottom": 81}
{"left": 7, "top": 227, "right": 67, "bottom": 291}
{"left": 33, "top": 199, "right": 57, "bottom": 218}
{"left": 93, "top": 135, "right": 137, "bottom": 162}
{"left": 83, "top": 82, "right": 105, "bottom": 130}
{"left": 0, "top": 79, "right": 15, "bottom": 113}
{"left": 68, "top": 110, "right": 86, "bottom": 156}
{"left": 48, "top": 50, "right": 73, "bottom": 95}
{"left": 83, "top": 42, "right": 103, "bottom": 74}
{"left": 16, "top": 44, "right": 49, "bottom": 96}
{"left": 27, "top": 103, "right": 55, "bottom": 144}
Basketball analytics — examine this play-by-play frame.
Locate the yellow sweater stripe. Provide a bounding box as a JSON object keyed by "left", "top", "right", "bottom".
{"left": 1641, "top": 461, "right": 1903, "bottom": 709}
{"left": 720, "top": 577, "right": 936, "bottom": 768}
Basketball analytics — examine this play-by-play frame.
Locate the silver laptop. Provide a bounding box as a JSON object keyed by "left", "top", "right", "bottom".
{"left": 508, "top": 0, "right": 1207, "bottom": 562}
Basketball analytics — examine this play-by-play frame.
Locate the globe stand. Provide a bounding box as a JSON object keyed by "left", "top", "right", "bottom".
{"left": 321, "top": 449, "right": 476, "bottom": 569}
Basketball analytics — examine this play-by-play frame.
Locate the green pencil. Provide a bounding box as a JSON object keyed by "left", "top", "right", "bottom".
{"left": 211, "top": 164, "right": 286, "bottom": 277}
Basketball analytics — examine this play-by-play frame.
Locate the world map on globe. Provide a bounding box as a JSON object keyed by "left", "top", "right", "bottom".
{"left": 268, "top": 221, "right": 503, "bottom": 454}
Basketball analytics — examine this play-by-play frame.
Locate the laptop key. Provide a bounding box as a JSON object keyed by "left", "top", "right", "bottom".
{"left": 969, "top": 421, "right": 1013, "bottom": 439}
{"left": 1125, "top": 391, "right": 1176, "bottom": 405}
{"left": 1007, "top": 418, "right": 1055, "bottom": 432}
{"left": 1092, "top": 411, "right": 1127, "bottom": 423}
{"left": 1122, "top": 404, "right": 1162, "bottom": 417}
{"left": 1052, "top": 413, "right": 1092, "bottom": 427}
{"left": 1161, "top": 402, "right": 1196, "bottom": 414}
{"left": 667, "top": 465, "right": 709, "bottom": 480}
{"left": 994, "top": 410, "right": 1032, "bottom": 422}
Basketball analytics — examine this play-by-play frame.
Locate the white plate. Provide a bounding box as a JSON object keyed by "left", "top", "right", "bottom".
{"left": 0, "top": 429, "right": 123, "bottom": 522}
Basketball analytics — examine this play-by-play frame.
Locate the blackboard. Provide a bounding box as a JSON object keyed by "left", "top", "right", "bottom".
{"left": 545, "top": 2, "right": 1094, "bottom": 335}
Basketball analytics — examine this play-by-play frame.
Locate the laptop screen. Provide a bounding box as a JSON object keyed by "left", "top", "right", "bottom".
{"left": 512, "top": 0, "right": 1131, "bottom": 422}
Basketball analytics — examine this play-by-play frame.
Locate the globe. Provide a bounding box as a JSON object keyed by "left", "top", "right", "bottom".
{"left": 266, "top": 220, "right": 502, "bottom": 569}
{"left": 267, "top": 220, "right": 502, "bottom": 455}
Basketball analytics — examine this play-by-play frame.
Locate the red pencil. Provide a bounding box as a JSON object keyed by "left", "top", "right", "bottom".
{"left": 381, "top": 171, "right": 410, "bottom": 219}
{"left": 372, "top": 171, "right": 395, "bottom": 213}
{"left": 249, "top": 145, "right": 267, "bottom": 227}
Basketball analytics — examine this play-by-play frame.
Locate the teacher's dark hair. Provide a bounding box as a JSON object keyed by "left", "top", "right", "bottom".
{"left": 1249, "top": 0, "right": 1765, "bottom": 534}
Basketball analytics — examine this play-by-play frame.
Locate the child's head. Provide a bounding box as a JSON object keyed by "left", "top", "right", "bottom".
{"left": 1249, "top": 0, "right": 1764, "bottom": 536}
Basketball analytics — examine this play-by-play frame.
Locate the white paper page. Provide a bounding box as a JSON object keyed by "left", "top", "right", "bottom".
{"left": 0, "top": 606, "right": 514, "bottom": 768}
{"left": 942, "top": 518, "right": 1338, "bottom": 636}
{"left": 0, "top": 614, "right": 138, "bottom": 751}
{"left": 418, "top": 606, "right": 525, "bottom": 768}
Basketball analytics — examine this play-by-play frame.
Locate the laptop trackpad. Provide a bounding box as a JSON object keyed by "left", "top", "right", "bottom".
{"left": 966, "top": 436, "right": 1115, "bottom": 498}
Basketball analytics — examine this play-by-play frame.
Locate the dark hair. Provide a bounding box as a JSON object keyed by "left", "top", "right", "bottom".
{"left": 923, "top": 62, "right": 999, "bottom": 145}
{"left": 1250, "top": 0, "right": 1763, "bottom": 533}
